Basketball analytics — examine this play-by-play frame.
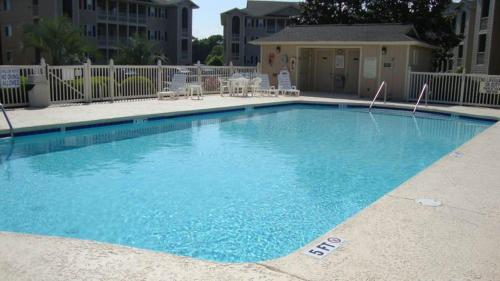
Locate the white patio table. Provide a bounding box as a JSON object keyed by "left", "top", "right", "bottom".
{"left": 228, "top": 78, "right": 250, "bottom": 97}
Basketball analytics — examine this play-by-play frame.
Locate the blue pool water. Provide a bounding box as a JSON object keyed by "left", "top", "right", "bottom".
{"left": 0, "top": 104, "right": 494, "bottom": 262}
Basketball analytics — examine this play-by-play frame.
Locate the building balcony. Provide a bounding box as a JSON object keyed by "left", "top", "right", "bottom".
{"left": 119, "top": 13, "right": 128, "bottom": 22}
{"left": 98, "top": 10, "right": 107, "bottom": 20}
{"left": 479, "top": 17, "right": 488, "bottom": 31}
{"left": 181, "top": 51, "right": 189, "bottom": 59}
{"left": 231, "top": 34, "right": 241, "bottom": 41}
{"left": 138, "top": 15, "right": 147, "bottom": 24}
{"left": 231, "top": 55, "right": 240, "bottom": 62}
{"left": 455, "top": 58, "right": 463, "bottom": 67}
{"left": 476, "top": 52, "right": 485, "bottom": 65}
{"left": 181, "top": 28, "right": 189, "bottom": 38}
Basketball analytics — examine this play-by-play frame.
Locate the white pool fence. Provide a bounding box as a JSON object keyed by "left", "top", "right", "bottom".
{"left": 0, "top": 60, "right": 257, "bottom": 107}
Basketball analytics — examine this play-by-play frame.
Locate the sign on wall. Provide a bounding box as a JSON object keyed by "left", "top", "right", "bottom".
{"left": 479, "top": 78, "right": 500, "bottom": 95}
{"left": 335, "top": 55, "right": 345, "bottom": 69}
{"left": 0, "top": 68, "right": 20, "bottom": 89}
{"left": 363, "top": 57, "right": 377, "bottom": 79}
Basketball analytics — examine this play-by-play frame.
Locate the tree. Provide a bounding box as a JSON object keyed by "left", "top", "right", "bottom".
{"left": 294, "top": 0, "right": 367, "bottom": 25}
{"left": 23, "top": 17, "right": 97, "bottom": 65}
{"left": 114, "top": 33, "right": 166, "bottom": 65}
{"left": 295, "top": 0, "right": 461, "bottom": 62}
{"left": 205, "top": 45, "right": 224, "bottom": 66}
{"left": 192, "top": 35, "right": 223, "bottom": 64}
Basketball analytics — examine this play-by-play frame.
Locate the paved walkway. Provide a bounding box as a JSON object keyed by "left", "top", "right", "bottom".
{"left": 1, "top": 95, "right": 500, "bottom": 281}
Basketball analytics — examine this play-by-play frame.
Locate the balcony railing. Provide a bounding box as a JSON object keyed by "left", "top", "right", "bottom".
{"left": 456, "top": 58, "right": 463, "bottom": 67}
{"left": 476, "top": 52, "right": 485, "bottom": 65}
{"left": 231, "top": 34, "right": 240, "bottom": 41}
{"left": 181, "top": 51, "right": 189, "bottom": 59}
{"left": 181, "top": 28, "right": 189, "bottom": 38}
{"left": 479, "top": 17, "right": 488, "bottom": 30}
{"left": 138, "top": 15, "right": 147, "bottom": 24}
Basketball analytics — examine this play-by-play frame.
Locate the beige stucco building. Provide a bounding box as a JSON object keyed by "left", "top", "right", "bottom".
{"left": 252, "top": 24, "right": 436, "bottom": 101}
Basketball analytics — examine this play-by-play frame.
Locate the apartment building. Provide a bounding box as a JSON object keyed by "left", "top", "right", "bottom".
{"left": 220, "top": 0, "right": 300, "bottom": 66}
{"left": 0, "top": 0, "right": 198, "bottom": 65}
{"left": 449, "top": 0, "right": 500, "bottom": 74}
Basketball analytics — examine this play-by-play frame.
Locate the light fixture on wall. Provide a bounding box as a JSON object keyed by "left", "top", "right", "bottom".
{"left": 382, "top": 46, "right": 387, "bottom": 55}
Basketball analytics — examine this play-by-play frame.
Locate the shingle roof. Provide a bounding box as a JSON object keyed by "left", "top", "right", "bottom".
{"left": 151, "top": 0, "right": 199, "bottom": 8}
{"left": 252, "top": 24, "right": 427, "bottom": 44}
{"left": 222, "top": 0, "right": 300, "bottom": 17}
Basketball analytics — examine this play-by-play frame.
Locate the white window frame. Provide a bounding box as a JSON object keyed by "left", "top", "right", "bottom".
{"left": 4, "top": 25, "right": 12, "bottom": 37}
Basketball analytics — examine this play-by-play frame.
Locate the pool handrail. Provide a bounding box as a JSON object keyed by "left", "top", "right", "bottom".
{"left": 0, "top": 102, "right": 14, "bottom": 137}
{"left": 369, "top": 81, "right": 387, "bottom": 111}
{"left": 413, "top": 84, "right": 429, "bottom": 115}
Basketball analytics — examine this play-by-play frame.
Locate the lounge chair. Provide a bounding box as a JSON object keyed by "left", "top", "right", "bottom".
{"left": 258, "top": 74, "right": 279, "bottom": 97}
{"left": 278, "top": 70, "right": 300, "bottom": 96}
{"left": 158, "top": 73, "right": 188, "bottom": 100}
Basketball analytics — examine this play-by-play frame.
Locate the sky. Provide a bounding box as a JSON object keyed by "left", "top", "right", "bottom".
{"left": 192, "top": 0, "right": 298, "bottom": 39}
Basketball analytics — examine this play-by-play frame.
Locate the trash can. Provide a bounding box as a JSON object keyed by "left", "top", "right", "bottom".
{"left": 27, "top": 74, "right": 50, "bottom": 108}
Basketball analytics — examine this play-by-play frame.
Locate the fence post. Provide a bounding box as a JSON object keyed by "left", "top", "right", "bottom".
{"left": 157, "top": 59, "right": 162, "bottom": 92}
{"left": 459, "top": 68, "right": 466, "bottom": 105}
{"left": 196, "top": 60, "right": 202, "bottom": 85}
{"left": 40, "top": 57, "right": 47, "bottom": 78}
{"left": 229, "top": 61, "right": 234, "bottom": 76}
{"left": 109, "top": 59, "right": 115, "bottom": 102}
{"left": 83, "top": 59, "right": 92, "bottom": 103}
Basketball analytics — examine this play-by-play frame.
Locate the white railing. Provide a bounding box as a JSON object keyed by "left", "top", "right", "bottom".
{"left": 407, "top": 70, "right": 500, "bottom": 108}
{"left": 369, "top": 81, "right": 387, "bottom": 111}
{"left": 0, "top": 61, "right": 257, "bottom": 107}
{"left": 413, "top": 84, "right": 428, "bottom": 114}
{"left": 0, "top": 102, "right": 14, "bottom": 137}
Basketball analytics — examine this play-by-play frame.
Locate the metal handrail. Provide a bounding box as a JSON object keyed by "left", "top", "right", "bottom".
{"left": 413, "top": 84, "right": 428, "bottom": 115}
{"left": 369, "top": 81, "right": 387, "bottom": 111}
{"left": 0, "top": 103, "right": 14, "bottom": 137}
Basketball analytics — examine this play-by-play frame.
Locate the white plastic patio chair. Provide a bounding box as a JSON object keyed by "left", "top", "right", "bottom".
{"left": 218, "top": 77, "right": 230, "bottom": 96}
{"left": 278, "top": 70, "right": 300, "bottom": 96}
{"left": 248, "top": 77, "right": 262, "bottom": 97}
{"left": 158, "top": 73, "right": 188, "bottom": 100}
{"left": 258, "top": 74, "right": 279, "bottom": 97}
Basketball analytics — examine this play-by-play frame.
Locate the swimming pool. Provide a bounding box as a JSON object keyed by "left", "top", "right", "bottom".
{"left": 0, "top": 104, "right": 494, "bottom": 262}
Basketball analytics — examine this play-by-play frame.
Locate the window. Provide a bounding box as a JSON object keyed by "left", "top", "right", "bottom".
{"left": 3, "top": 0, "right": 11, "bottom": 11}
{"left": 478, "top": 34, "right": 487, "bottom": 52}
{"left": 6, "top": 51, "right": 12, "bottom": 63}
{"left": 182, "top": 8, "right": 188, "bottom": 29}
{"left": 458, "top": 45, "right": 463, "bottom": 58}
{"left": 258, "top": 19, "right": 264, "bottom": 28}
{"left": 460, "top": 12, "right": 466, "bottom": 34}
{"left": 481, "top": 0, "right": 490, "bottom": 18}
{"left": 164, "top": 31, "right": 168, "bottom": 41}
{"left": 4, "top": 25, "right": 12, "bottom": 37}
{"left": 182, "top": 39, "right": 188, "bottom": 51}
{"left": 149, "top": 7, "right": 155, "bottom": 17}
{"left": 85, "top": 0, "right": 93, "bottom": 10}
{"left": 231, "top": 43, "right": 239, "bottom": 56}
{"left": 232, "top": 16, "right": 240, "bottom": 35}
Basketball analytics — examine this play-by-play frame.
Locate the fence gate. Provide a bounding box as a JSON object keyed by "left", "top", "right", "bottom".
{"left": 48, "top": 65, "right": 87, "bottom": 104}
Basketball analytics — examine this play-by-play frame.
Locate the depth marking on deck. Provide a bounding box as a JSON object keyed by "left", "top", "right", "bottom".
{"left": 303, "top": 237, "right": 344, "bottom": 259}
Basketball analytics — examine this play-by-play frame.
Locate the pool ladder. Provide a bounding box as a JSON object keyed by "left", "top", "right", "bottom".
{"left": 413, "top": 84, "right": 429, "bottom": 115}
{"left": 0, "top": 102, "right": 14, "bottom": 137}
{"left": 369, "top": 81, "right": 387, "bottom": 111}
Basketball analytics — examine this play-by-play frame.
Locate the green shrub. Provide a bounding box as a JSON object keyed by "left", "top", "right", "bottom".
{"left": 118, "top": 76, "right": 155, "bottom": 95}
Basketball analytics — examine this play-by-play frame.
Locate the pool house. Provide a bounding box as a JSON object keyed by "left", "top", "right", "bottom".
{"left": 252, "top": 24, "right": 437, "bottom": 101}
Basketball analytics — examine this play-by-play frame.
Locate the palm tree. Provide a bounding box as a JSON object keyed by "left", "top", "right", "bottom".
{"left": 23, "top": 17, "right": 97, "bottom": 65}
{"left": 114, "top": 33, "right": 167, "bottom": 65}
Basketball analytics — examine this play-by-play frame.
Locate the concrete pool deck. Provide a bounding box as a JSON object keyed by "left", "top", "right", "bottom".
{"left": 1, "top": 95, "right": 500, "bottom": 280}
